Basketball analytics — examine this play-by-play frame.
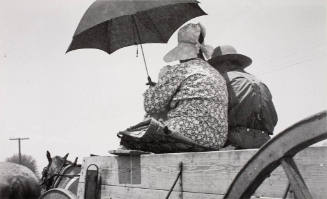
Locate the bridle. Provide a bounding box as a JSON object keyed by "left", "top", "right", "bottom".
{"left": 41, "top": 158, "right": 80, "bottom": 191}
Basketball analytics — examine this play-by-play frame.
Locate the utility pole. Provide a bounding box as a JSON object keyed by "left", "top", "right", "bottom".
{"left": 9, "top": 137, "right": 29, "bottom": 164}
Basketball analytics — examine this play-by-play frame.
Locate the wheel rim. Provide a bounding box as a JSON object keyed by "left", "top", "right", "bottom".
{"left": 224, "top": 111, "right": 327, "bottom": 199}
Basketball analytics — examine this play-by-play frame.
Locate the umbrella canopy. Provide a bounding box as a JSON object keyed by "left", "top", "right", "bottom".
{"left": 66, "top": 0, "right": 206, "bottom": 54}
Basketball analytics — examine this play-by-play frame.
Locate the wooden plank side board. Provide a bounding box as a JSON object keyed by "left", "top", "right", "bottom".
{"left": 77, "top": 183, "right": 301, "bottom": 199}
{"left": 78, "top": 146, "right": 327, "bottom": 198}
{"left": 78, "top": 182, "right": 224, "bottom": 199}
{"left": 78, "top": 149, "right": 258, "bottom": 191}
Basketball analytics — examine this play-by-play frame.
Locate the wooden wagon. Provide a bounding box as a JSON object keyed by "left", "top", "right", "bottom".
{"left": 41, "top": 110, "right": 327, "bottom": 199}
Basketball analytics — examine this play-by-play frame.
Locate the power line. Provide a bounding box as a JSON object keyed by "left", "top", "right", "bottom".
{"left": 258, "top": 42, "right": 326, "bottom": 67}
{"left": 256, "top": 50, "right": 327, "bottom": 76}
{"left": 9, "top": 137, "right": 30, "bottom": 164}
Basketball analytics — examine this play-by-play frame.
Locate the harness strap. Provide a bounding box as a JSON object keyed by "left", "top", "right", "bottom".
{"left": 53, "top": 164, "right": 81, "bottom": 188}
{"left": 51, "top": 159, "right": 68, "bottom": 189}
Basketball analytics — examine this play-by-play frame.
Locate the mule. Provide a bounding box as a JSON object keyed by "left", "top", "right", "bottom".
{"left": 0, "top": 162, "right": 41, "bottom": 199}
{"left": 41, "top": 151, "right": 81, "bottom": 195}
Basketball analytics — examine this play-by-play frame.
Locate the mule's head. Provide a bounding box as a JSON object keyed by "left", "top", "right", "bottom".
{"left": 41, "top": 151, "right": 71, "bottom": 191}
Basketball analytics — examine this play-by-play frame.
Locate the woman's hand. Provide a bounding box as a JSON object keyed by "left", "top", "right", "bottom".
{"left": 146, "top": 76, "right": 156, "bottom": 86}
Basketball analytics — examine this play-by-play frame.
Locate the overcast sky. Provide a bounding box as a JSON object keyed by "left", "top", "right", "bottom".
{"left": 0, "top": 0, "right": 326, "bottom": 171}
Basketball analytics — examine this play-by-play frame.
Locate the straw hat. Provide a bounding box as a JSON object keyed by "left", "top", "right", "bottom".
{"left": 163, "top": 23, "right": 213, "bottom": 62}
{"left": 208, "top": 45, "right": 252, "bottom": 69}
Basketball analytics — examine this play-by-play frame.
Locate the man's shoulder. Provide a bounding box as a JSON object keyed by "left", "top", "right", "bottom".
{"left": 225, "top": 70, "right": 273, "bottom": 92}
{"left": 226, "top": 70, "right": 258, "bottom": 81}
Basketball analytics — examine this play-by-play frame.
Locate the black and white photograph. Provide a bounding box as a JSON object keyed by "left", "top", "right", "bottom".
{"left": 0, "top": 0, "right": 326, "bottom": 198}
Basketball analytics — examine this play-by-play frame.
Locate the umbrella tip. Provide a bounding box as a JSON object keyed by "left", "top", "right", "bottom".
{"left": 65, "top": 46, "right": 73, "bottom": 54}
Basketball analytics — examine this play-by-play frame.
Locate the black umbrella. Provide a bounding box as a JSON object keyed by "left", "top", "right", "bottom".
{"left": 66, "top": 0, "right": 206, "bottom": 84}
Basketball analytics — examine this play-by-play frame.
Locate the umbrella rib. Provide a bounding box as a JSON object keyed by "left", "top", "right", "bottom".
{"left": 107, "top": 20, "right": 112, "bottom": 53}
{"left": 141, "top": 11, "right": 165, "bottom": 42}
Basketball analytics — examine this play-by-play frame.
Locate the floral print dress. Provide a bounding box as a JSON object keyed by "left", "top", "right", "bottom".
{"left": 144, "top": 58, "right": 228, "bottom": 149}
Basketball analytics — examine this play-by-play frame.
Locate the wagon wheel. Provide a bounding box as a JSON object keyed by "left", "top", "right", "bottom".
{"left": 40, "top": 188, "right": 77, "bottom": 199}
{"left": 224, "top": 110, "right": 327, "bottom": 199}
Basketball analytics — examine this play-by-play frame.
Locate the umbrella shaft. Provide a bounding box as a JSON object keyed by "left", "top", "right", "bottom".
{"left": 132, "top": 15, "right": 150, "bottom": 78}
{"left": 139, "top": 42, "right": 150, "bottom": 77}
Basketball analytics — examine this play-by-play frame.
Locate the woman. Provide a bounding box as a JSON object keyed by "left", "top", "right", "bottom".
{"left": 143, "top": 23, "right": 228, "bottom": 151}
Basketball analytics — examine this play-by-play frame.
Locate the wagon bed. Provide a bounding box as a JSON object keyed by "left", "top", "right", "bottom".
{"left": 76, "top": 144, "right": 327, "bottom": 199}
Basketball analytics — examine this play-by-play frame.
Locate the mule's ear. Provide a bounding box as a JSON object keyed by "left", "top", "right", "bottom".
{"left": 73, "top": 157, "right": 78, "bottom": 166}
{"left": 63, "top": 153, "right": 69, "bottom": 161}
{"left": 46, "top": 151, "right": 51, "bottom": 162}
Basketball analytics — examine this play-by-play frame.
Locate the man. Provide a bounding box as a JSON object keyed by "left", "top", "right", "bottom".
{"left": 119, "top": 23, "right": 228, "bottom": 153}
{"left": 208, "top": 45, "right": 278, "bottom": 149}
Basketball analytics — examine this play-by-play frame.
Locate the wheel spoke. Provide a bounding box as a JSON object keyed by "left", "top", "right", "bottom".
{"left": 282, "top": 183, "right": 290, "bottom": 199}
{"left": 281, "top": 157, "right": 313, "bottom": 199}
